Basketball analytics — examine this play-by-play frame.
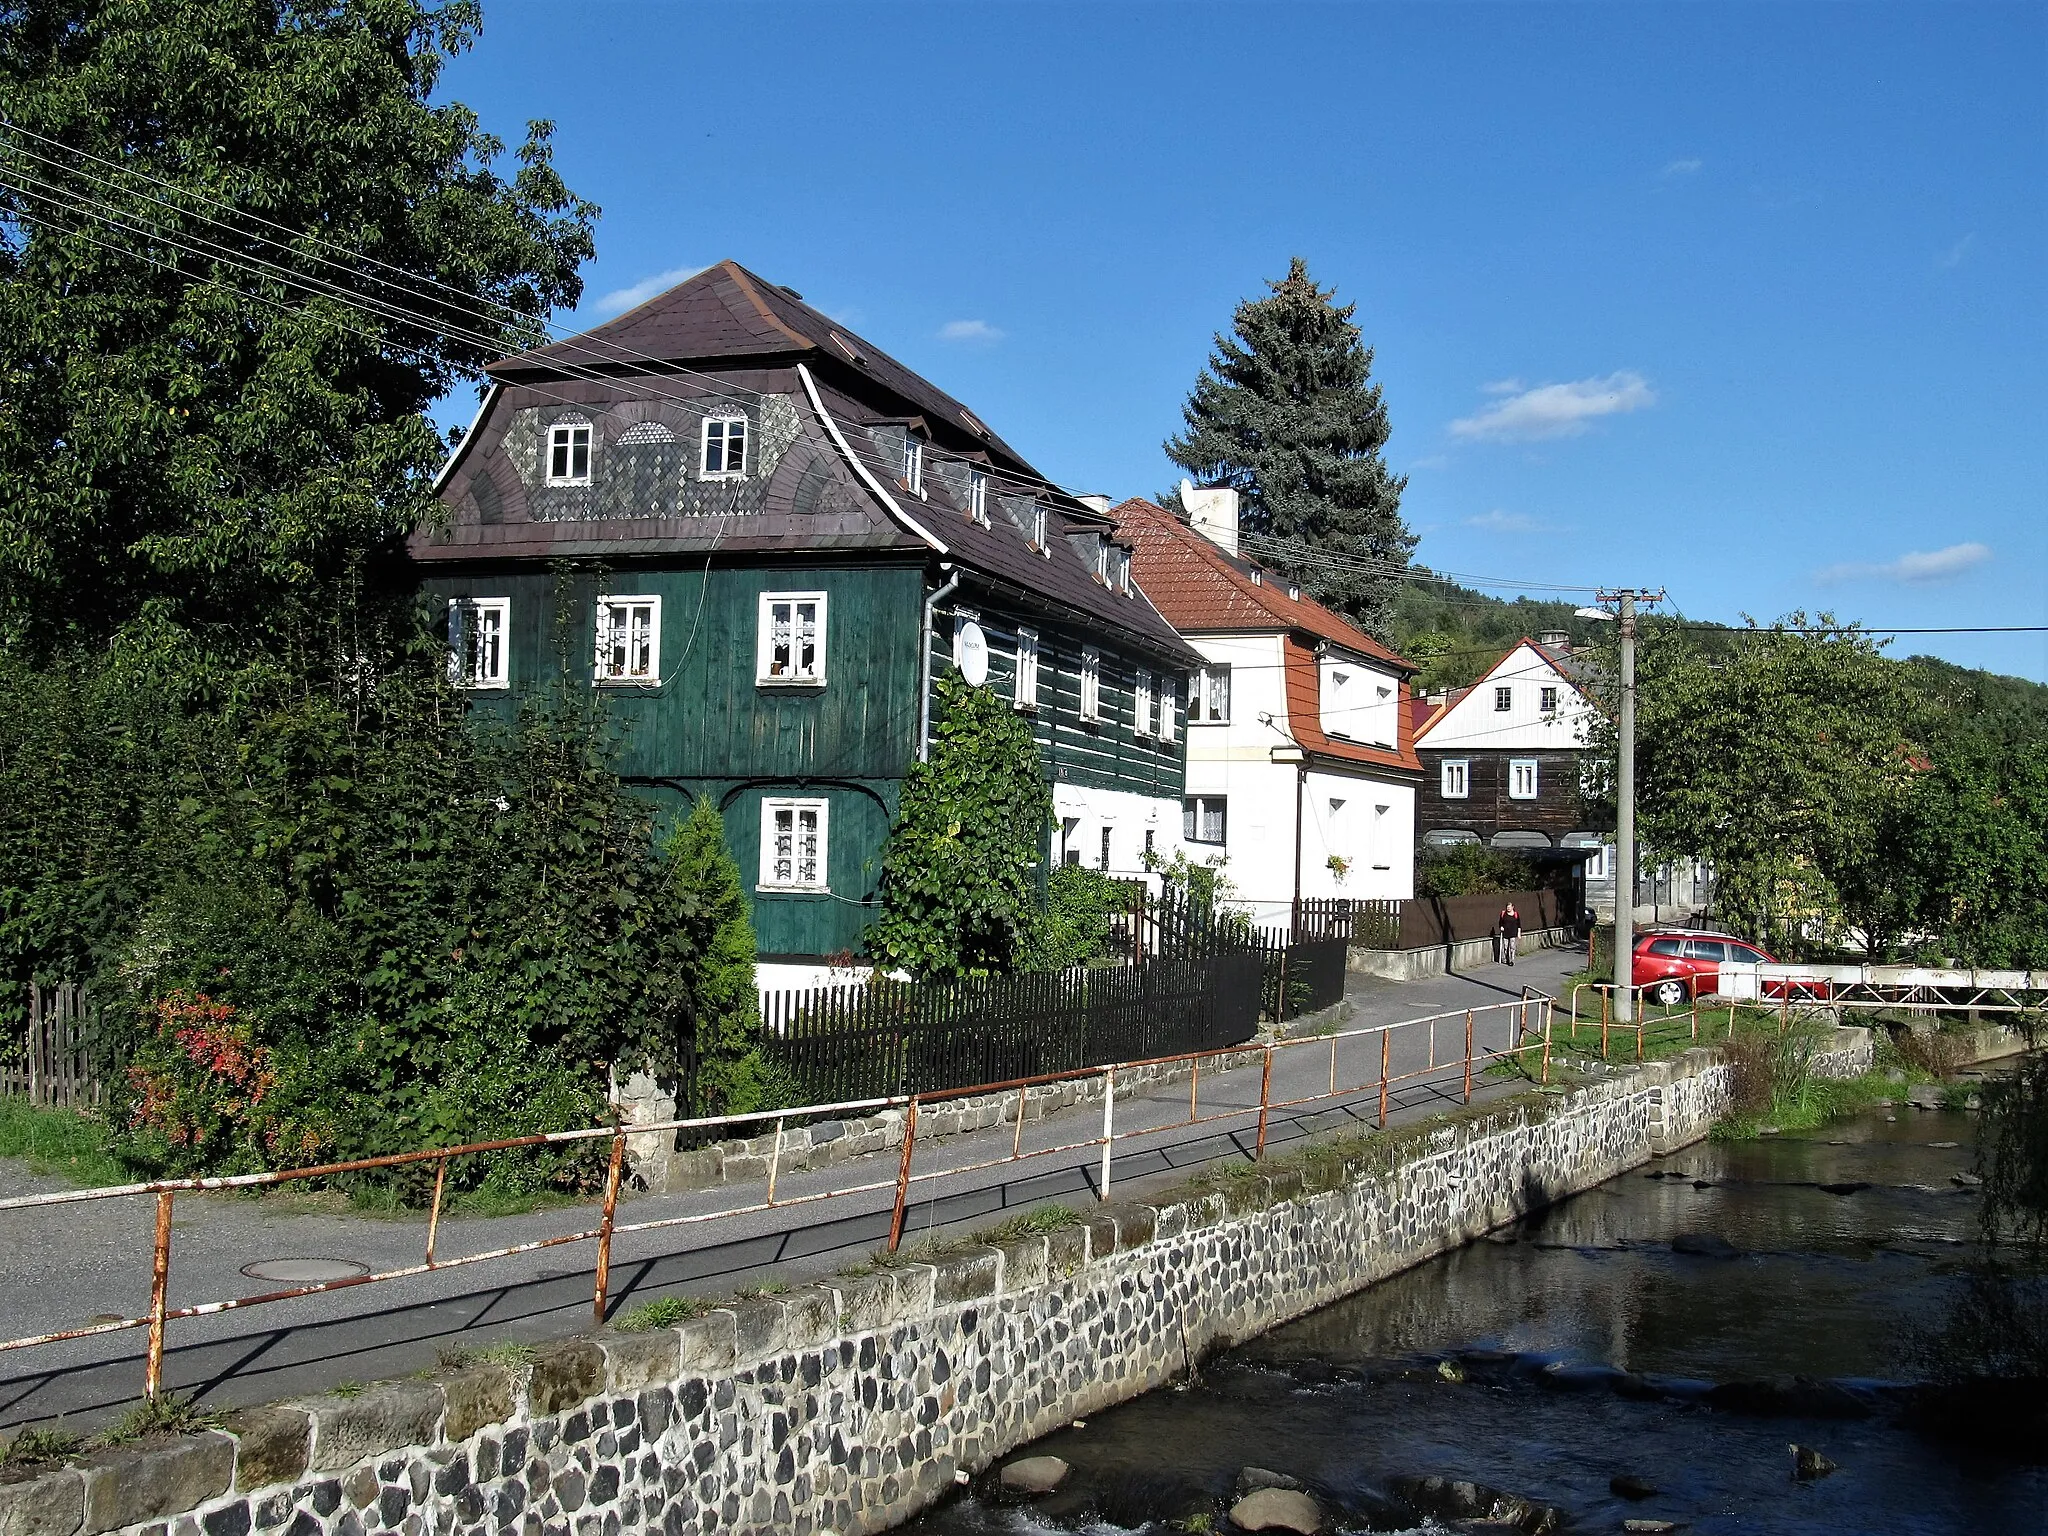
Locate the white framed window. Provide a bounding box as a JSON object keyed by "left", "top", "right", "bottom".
{"left": 1159, "top": 677, "right": 1177, "bottom": 743}
{"left": 594, "top": 596, "right": 660, "bottom": 684}
{"left": 1509, "top": 758, "right": 1540, "bottom": 800}
{"left": 1494, "top": 685, "right": 1513, "bottom": 712}
{"left": 701, "top": 415, "right": 748, "bottom": 479}
{"left": 1079, "top": 645, "right": 1102, "bottom": 721}
{"left": 1032, "top": 505, "right": 1048, "bottom": 554}
{"left": 1189, "top": 663, "right": 1231, "bottom": 723}
{"left": 1116, "top": 548, "right": 1133, "bottom": 595}
{"left": 1098, "top": 827, "right": 1112, "bottom": 872}
{"left": 547, "top": 421, "right": 592, "bottom": 485}
{"left": 447, "top": 598, "right": 510, "bottom": 690}
{"left": 904, "top": 437, "right": 925, "bottom": 497}
{"left": 1540, "top": 685, "right": 1560, "bottom": 713}
{"left": 969, "top": 470, "right": 989, "bottom": 526}
{"left": 1014, "top": 628, "right": 1039, "bottom": 711}
{"left": 1441, "top": 759, "right": 1471, "bottom": 799}
{"left": 1134, "top": 669, "right": 1154, "bottom": 736}
{"left": 759, "top": 798, "right": 828, "bottom": 892}
{"left": 1183, "top": 795, "right": 1227, "bottom": 845}
{"left": 757, "top": 592, "right": 827, "bottom": 685}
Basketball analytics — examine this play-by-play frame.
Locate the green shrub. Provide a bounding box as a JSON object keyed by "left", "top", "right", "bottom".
{"left": 1414, "top": 844, "right": 1543, "bottom": 897}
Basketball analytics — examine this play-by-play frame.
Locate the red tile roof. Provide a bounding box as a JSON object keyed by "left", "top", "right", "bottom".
{"left": 1114, "top": 499, "right": 1414, "bottom": 671}
{"left": 1281, "top": 635, "right": 1423, "bottom": 774}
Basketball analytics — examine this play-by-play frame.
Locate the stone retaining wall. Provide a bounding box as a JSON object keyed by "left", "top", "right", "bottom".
{"left": 0, "top": 1034, "right": 1872, "bottom": 1536}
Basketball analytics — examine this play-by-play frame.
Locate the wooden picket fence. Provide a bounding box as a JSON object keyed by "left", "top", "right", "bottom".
{"left": 3, "top": 983, "right": 105, "bottom": 1109}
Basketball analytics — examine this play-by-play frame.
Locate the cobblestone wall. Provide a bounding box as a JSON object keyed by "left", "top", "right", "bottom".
{"left": 0, "top": 1035, "right": 1870, "bottom": 1536}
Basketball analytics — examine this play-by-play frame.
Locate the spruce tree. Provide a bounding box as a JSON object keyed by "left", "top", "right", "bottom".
{"left": 1165, "top": 259, "right": 1414, "bottom": 637}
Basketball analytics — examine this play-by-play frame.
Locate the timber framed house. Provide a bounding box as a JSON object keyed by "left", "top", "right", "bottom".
{"left": 416, "top": 261, "right": 1198, "bottom": 987}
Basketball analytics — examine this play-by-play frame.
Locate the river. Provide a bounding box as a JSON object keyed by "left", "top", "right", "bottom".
{"left": 904, "top": 1101, "right": 2048, "bottom": 1534}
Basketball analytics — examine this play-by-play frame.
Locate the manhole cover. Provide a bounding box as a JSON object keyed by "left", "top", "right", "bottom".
{"left": 241, "top": 1258, "right": 369, "bottom": 1284}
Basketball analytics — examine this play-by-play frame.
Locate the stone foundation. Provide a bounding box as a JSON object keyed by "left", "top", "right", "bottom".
{"left": 0, "top": 1034, "right": 1872, "bottom": 1536}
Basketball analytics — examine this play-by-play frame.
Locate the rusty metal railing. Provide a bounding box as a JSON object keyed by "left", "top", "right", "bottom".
{"left": 0, "top": 995, "right": 1558, "bottom": 1403}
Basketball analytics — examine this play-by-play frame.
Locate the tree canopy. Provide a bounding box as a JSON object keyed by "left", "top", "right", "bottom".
{"left": 0, "top": 0, "right": 596, "bottom": 656}
{"left": 1165, "top": 258, "right": 1414, "bottom": 638}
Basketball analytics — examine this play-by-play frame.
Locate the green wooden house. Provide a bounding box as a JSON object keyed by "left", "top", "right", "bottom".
{"left": 415, "top": 261, "right": 1199, "bottom": 989}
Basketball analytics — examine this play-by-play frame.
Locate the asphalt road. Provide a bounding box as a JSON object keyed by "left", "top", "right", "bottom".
{"left": 0, "top": 945, "right": 1583, "bottom": 1433}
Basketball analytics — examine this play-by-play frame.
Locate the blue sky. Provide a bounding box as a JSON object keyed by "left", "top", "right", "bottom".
{"left": 440, "top": 1, "right": 2046, "bottom": 680}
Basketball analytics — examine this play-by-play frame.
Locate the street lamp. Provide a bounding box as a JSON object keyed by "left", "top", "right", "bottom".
{"left": 1577, "top": 592, "right": 1661, "bottom": 1024}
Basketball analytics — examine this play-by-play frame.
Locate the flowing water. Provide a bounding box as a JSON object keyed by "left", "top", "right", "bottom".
{"left": 905, "top": 1103, "right": 2048, "bottom": 1535}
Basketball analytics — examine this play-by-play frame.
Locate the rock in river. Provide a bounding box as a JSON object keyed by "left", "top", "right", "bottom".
{"left": 1671, "top": 1232, "right": 1741, "bottom": 1259}
{"left": 1790, "top": 1444, "right": 1839, "bottom": 1481}
{"left": 1387, "top": 1475, "right": 1567, "bottom": 1533}
{"left": 998, "top": 1455, "right": 1069, "bottom": 1495}
{"left": 1609, "top": 1474, "right": 1660, "bottom": 1500}
{"left": 1229, "top": 1486, "right": 1322, "bottom": 1532}
{"left": 1235, "top": 1467, "right": 1304, "bottom": 1496}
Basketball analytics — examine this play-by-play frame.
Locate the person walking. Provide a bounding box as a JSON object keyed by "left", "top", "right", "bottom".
{"left": 1499, "top": 900, "right": 1522, "bottom": 966}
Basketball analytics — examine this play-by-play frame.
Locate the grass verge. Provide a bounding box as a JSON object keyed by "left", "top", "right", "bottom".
{"left": 0, "top": 1095, "right": 131, "bottom": 1187}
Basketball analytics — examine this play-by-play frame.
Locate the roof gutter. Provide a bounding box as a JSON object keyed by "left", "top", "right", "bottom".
{"left": 430, "top": 382, "right": 500, "bottom": 493}
{"left": 798, "top": 362, "right": 949, "bottom": 555}
{"left": 919, "top": 564, "right": 962, "bottom": 762}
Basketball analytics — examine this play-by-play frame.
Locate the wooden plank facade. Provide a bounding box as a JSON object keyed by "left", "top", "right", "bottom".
{"left": 417, "top": 262, "right": 1199, "bottom": 969}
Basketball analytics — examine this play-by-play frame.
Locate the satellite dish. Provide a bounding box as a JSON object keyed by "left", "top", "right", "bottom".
{"left": 953, "top": 620, "right": 989, "bottom": 687}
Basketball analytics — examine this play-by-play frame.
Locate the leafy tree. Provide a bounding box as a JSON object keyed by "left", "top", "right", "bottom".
{"left": 1585, "top": 614, "right": 1924, "bottom": 955}
{"left": 1165, "top": 257, "right": 1414, "bottom": 637}
{"left": 867, "top": 674, "right": 1052, "bottom": 981}
{"left": 0, "top": 0, "right": 596, "bottom": 655}
{"left": 660, "top": 796, "right": 787, "bottom": 1117}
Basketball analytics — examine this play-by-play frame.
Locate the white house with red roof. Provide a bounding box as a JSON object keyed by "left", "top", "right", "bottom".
{"left": 1118, "top": 487, "right": 1422, "bottom": 921}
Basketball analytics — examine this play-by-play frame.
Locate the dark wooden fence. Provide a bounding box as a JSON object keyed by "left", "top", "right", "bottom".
{"left": 762, "top": 950, "right": 1265, "bottom": 1105}
{"left": 760, "top": 892, "right": 1352, "bottom": 1105}
{"left": 3, "top": 984, "right": 106, "bottom": 1109}
{"left": 1347, "top": 889, "right": 1568, "bottom": 951}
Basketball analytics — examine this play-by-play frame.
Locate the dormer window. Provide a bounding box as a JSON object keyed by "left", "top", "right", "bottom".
{"left": 969, "top": 469, "right": 989, "bottom": 526}
{"left": 701, "top": 415, "right": 747, "bottom": 479}
{"left": 1249, "top": 569, "right": 1262, "bottom": 586}
{"left": 1032, "top": 505, "right": 1049, "bottom": 555}
{"left": 904, "top": 436, "right": 925, "bottom": 497}
{"left": 547, "top": 421, "right": 592, "bottom": 485}
{"left": 1094, "top": 541, "right": 1109, "bottom": 584}
{"left": 1288, "top": 584, "right": 1300, "bottom": 601}
{"left": 1116, "top": 548, "right": 1133, "bottom": 595}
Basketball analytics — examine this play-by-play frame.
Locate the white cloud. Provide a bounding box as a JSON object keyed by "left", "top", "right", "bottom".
{"left": 1448, "top": 371, "right": 1656, "bottom": 442}
{"left": 1661, "top": 158, "right": 1703, "bottom": 177}
{"left": 589, "top": 265, "right": 707, "bottom": 318}
{"left": 937, "top": 318, "right": 1003, "bottom": 343}
{"left": 1479, "top": 378, "right": 1524, "bottom": 396}
{"left": 1818, "top": 542, "right": 1992, "bottom": 585}
{"left": 1938, "top": 233, "right": 1976, "bottom": 269}
{"left": 1464, "top": 509, "right": 1544, "bottom": 533}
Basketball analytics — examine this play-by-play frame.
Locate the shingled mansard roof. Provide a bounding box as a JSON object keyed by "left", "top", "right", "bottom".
{"left": 418, "top": 261, "right": 1197, "bottom": 666}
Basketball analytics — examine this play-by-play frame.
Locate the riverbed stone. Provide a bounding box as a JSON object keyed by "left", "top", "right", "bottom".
{"left": 1228, "top": 1486, "right": 1321, "bottom": 1532}
{"left": 996, "top": 1457, "right": 1067, "bottom": 1495}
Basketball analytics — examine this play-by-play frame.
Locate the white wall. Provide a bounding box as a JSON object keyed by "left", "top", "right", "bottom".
{"left": 1422, "top": 642, "right": 1595, "bottom": 752}
{"left": 1183, "top": 633, "right": 1415, "bottom": 922}
{"left": 1052, "top": 781, "right": 1182, "bottom": 882}
{"left": 1319, "top": 651, "right": 1401, "bottom": 749}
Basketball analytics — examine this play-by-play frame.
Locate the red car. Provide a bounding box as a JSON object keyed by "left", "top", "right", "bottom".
{"left": 1630, "top": 931, "right": 1782, "bottom": 1007}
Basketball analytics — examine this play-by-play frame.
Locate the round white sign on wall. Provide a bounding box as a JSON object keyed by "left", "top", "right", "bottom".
{"left": 953, "top": 620, "right": 989, "bottom": 687}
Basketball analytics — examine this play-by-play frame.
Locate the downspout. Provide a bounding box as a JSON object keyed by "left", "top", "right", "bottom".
{"left": 1292, "top": 760, "right": 1306, "bottom": 918}
{"left": 919, "top": 564, "right": 961, "bottom": 761}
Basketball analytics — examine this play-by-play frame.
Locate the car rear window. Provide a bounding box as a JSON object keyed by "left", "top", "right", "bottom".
{"left": 1685, "top": 940, "right": 1729, "bottom": 961}
{"left": 1727, "top": 944, "right": 1765, "bottom": 963}
{"left": 1646, "top": 938, "right": 1686, "bottom": 956}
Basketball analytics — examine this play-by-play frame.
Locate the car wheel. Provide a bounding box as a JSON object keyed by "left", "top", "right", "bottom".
{"left": 1652, "top": 980, "right": 1687, "bottom": 1009}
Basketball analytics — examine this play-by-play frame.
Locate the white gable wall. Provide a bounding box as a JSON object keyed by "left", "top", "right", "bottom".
{"left": 1320, "top": 650, "right": 1401, "bottom": 749}
{"left": 1421, "top": 642, "right": 1595, "bottom": 752}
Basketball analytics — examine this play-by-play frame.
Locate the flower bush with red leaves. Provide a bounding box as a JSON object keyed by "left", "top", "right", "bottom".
{"left": 122, "top": 990, "right": 326, "bottom": 1175}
